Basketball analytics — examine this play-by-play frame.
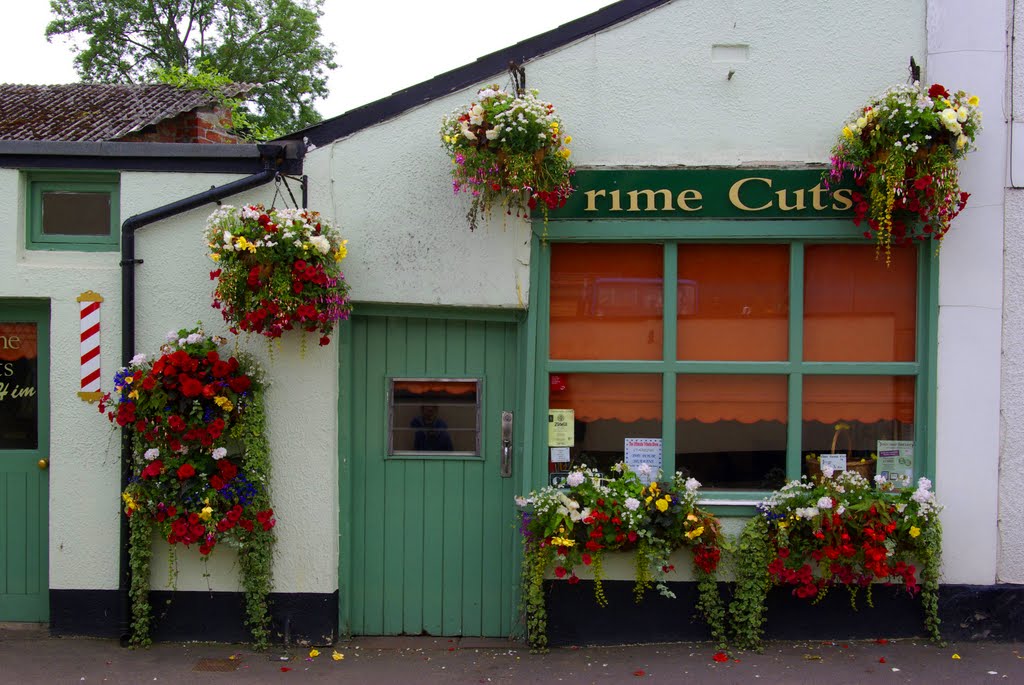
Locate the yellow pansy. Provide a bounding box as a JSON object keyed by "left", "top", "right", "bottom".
{"left": 124, "top": 376, "right": 134, "bottom": 385}
{"left": 685, "top": 526, "right": 704, "bottom": 540}
{"left": 209, "top": 252, "right": 221, "bottom": 262}
{"left": 550, "top": 121, "right": 559, "bottom": 130}
{"left": 968, "top": 94, "right": 980, "bottom": 107}
{"left": 655, "top": 498, "right": 669, "bottom": 512}
{"left": 842, "top": 126, "right": 853, "bottom": 139}
{"left": 645, "top": 496, "right": 653, "bottom": 505}
{"left": 564, "top": 135, "right": 572, "bottom": 144}
{"left": 778, "top": 520, "right": 788, "bottom": 529}
{"left": 909, "top": 526, "right": 921, "bottom": 538}
{"left": 560, "top": 148, "right": 572, "bottom": 158}
{"left": 649, "top": 482, "right": 660, "bottom": 495}
{"left": 214, "top": 396, "right": 234, "bottom": 412}
{"left": 550, "top": 536, "right": 575, "bottom": 547}
{"left": 128, "top": 390, "right": 139, "bottom": 400}
{"left": 198, "top": 506, "right": 213, "bottom": 521}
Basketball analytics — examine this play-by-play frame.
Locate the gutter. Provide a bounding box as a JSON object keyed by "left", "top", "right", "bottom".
{"left": 116, "top": 142, "right": 298, "bottom": 643}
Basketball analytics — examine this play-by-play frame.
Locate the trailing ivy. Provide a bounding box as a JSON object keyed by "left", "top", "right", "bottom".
{"left": 728, "top": 516, "right": 773, "bottom": 651}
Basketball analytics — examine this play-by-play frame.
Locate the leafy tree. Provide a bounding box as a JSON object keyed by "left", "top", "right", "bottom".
{"left": 46, "top": 0, "right": 336, "bottom": 134}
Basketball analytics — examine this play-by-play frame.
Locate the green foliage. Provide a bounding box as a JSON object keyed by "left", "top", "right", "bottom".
{"left": 127, "top": 513, "right": 154, "bottom": 647}
{"left": 154, "top": 64, "right": 281, "bottom": 141}
{"left": 46, "top": 0, "right": 336, "bottom": 133}
{"left": 728, "top": 516, "right": 773, "bottom": 652}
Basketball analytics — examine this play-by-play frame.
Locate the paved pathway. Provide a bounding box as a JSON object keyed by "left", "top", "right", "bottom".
{"left": 2, "top": 625, "right": 1023, "bottom": 684}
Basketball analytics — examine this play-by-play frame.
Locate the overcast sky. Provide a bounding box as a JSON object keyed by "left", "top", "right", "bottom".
{"left": 0, "top": 0, "right": 611, "bottom": 119}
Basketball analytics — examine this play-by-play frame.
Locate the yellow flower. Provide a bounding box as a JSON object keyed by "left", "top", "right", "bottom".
{"left": 209, "top": 252, "right": 221, "bottom": 262}
{"left": 550, "top": 536, "right": 575, "bottom": 547}
{"left": 686, "top": 513, "right": 698, "bottom": 522}
{"left": 951, "top": 654, "right": 961, "bottom": 660}
{"left": 122, "top": 491, "right": 136, "bottom": 512}
{"left": 842, "top": 126, "right": 853, "bottom": 139}
{"left": 332, "top": 651, "right": 344, "bottom": 661}
{"left": 968, "top": 95, "right": 980, "bottom": 107}
{"left": 564, "top": 135, "right": 572, "bottom": 144}
{"left": 128, "top": 390, "right": 139, "bottom": 400}
{"left": 656, "top": 499, "right": 669, "bottom": 512}
{"left": 214, "top": 396, "right": 234, "bottom": 412}
{"left": 560, "top": 148, "right": 571, "bottom": 158}
{"left": 649, "top": 482, "right": 660, "bottom": 495}
{"left": 334, "top": 240, "right": 348, "bottom": 262}
{"left": 645, "top": 496, "right": 653, "bottom": 505}
{"left": 309, "top": 649, "right": 320, "bottom": 658}
{"left": 124, "top": 376, "right": 134, "bottom": 385}
{"left": 909, "top": 526, "right": 921, "bottom": 538}
{"left": 199, "top": 506, "right": 213, "bottom": 521}
{"left": 778, "top": 521, "right": 788, "bottom": 529}
{"left": 685, "top": 526, "right": 704, "bottom": 540}
{"left": 550, "top": 121, "right": 559, "bottom": 130}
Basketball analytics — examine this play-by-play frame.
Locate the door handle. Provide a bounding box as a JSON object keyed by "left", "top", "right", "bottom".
{"left": 500, "top": 411, "right": 513, "bottom": 478}
{"left": 38, "top": 458, "right": 49, "bottom": 471}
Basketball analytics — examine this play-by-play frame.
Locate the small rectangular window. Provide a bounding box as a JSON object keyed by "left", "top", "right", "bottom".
{"left": 26, "top": 172, "right": 119, "bottom": 250}
{"left": 388, "top": 379, "right": 481, "bottom": 457}
{"left": 0, "top": 321, "right": 39, "bottom": 450}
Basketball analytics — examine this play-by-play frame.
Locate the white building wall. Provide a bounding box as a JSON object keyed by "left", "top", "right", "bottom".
{"left": 1001, "top": 0, "right": 1024, "bottom": 583}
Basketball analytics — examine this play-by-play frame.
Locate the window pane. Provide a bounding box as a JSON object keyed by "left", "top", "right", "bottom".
{"left": 676, "top": 375, "right": 787, "bottom": 489}
{"left": 549, "top": 373, "right": 662, "bottom": 476}
{"left": 550, "top": 243, "right": 663, "bottom": 360}
{"left": 804, "top": 245, "right": 917, "bottom": 362}
{"left": 0, "top": 322, "right": 39, "bottom": 450}
{"left": 802, "top": 375, "right": 915, "bottom": 479}
{"left": 41, "top": 191, "right": 111, "bottom": 237}
{"left": 677, "top": 245, "right": 789, "bottom": 360}
{"left": 390, "top": 379, "right": 479, "bottom": 455}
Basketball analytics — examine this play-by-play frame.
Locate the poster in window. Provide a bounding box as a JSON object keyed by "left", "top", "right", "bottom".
{"left": 0, "top": 322, "right": 39, "bottom": 450}
{"left": 624, "top": 438, "right": 662, "bottom": 483}
{"left": 877, "top": 440, "right": 914, "bottom": 487}
{"left": 548, "top": 409, "right": 574, "bottom": 447}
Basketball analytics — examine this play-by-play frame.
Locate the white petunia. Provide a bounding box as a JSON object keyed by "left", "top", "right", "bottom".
{"left": 624, "top": 497, "right": 641, "bottom": 511}
{"left": 514, "top": 496, "right": 529, "bottom": 507}
{"left": 130, "top": 353, "right": 147, "bottom": 367}
{"left": 685, "top": 477, "right": 701, "bottom": 492}
{"left": 186, "top": 333, "right": 204, "bottom": 344}
{"left": 143, "top": 448, "right": 160, "bottom": 461}
{"left": 817, "top": 496, "right": 833, "bottom": 509}
{"left": 822, "top": 466, "right": 835, "bottom": 479}
{"left": 211, "top": 447, "right": 227, "bottom": 461}
{"left": 309, "top": 235, "right": 331, "bottom": 254}
{"left": 566, "top": 471, "right": 585, "bottom": 488}
{"left": 166, "top": 331, "right": 179, "bottom": 343}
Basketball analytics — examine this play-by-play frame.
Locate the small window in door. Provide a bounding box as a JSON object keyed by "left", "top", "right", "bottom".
{"left": 388, "top": 379, "right": 481, "bottom": 457}
{"left": 0, "top": 321, "right": 39, "bottom": 450}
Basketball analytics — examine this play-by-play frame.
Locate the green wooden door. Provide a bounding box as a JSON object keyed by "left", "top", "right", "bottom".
{"left": 0, "top": 301, "right": 49, "bottom": 621}
{"left": 343, "top": 313, "right": 519, "bottom": 637}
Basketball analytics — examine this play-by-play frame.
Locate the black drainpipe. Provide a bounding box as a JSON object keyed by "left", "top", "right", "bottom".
{"left": 117, "top": 144, "right": 289, "bottom": 643}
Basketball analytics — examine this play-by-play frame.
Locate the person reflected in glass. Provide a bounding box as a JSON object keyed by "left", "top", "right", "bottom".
{"left": 411, "top": 404, "right": 454, "bottom": 451}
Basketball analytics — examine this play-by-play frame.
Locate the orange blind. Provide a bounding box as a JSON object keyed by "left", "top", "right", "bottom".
{"left": 393, "top": 381, "right": 477, "bottom": 396}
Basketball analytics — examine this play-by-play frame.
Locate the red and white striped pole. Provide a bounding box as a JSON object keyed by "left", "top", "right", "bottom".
{"left": 77, "top": 290, "right": 103, "bottom": 402}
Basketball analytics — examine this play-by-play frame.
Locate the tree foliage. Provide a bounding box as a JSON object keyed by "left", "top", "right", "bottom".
{"left": 46, "top": 0, "right": 336, "bottom": 134}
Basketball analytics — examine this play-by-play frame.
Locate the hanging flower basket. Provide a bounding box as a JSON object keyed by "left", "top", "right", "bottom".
{"left": 826, "top": 81, "right": 982, "bottom": 263}
{"left": 205, "top": 204, "right": 352, "bottom": 346}
{"left": 100, "top": 326, "right": 275, "bottom": 648}
{"left": 441, "top": 85, "right": 575, "bottom": 230}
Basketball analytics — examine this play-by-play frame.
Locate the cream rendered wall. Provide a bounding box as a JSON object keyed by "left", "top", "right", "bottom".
{"left": 0, "top": 168, "right": 122, "bottom": 591}
{"left": 1, "top": 166, "right": 339, "bottom": 596}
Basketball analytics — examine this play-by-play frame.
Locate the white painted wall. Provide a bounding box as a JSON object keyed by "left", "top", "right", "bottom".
{"left": 1, "top": 168, "right": 339, "bottom": 595}
{"left": 927, "top": 0, "right": 1007, "bottom": 585}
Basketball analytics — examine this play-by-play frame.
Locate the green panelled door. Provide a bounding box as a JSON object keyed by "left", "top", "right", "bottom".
{"left": 0, "top": 301, "right": 49, "bottom": 621}
{"left": 344, "top": 314, "right": 519, "bottom": 636}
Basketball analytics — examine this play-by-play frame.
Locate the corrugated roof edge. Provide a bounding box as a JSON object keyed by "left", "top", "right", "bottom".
{"left": 281, "top": 0, "right": 673, "bottom": 148}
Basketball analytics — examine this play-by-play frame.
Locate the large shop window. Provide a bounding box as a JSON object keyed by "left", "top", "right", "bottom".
{"left": 545, "top": 241, "right": 924, "bottom": 493}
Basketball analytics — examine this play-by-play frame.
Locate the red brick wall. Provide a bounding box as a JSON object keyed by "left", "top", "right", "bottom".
{"left": 118, "top": 105, "right": 243, "bottom": 144}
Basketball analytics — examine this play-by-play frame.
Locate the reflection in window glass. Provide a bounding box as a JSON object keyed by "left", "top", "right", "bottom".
{"left": 0, "top": 322, "right": 39, "bottom": 450}
{"left": 549, "top": 373, "right": 662, "bottom": 477}
{"left": 804, "top": 245, "right": 917, "bottom": 362}
{"left": 676, "top": 375, "right": 788, "bottom": 490}
{"left": 389, "top": 379, "right": 480, "bottom": 456}
{"left": 802, "top": 376, "right": 914, "bottom": 478}
{"left": 42, "top": 192, "right": 111, "bottom": 236}
{"left": 677, "top": 245, "right": 789, "bottom": 361}
{"left": 550, "top": 243, "right": 663, "bottom": 360}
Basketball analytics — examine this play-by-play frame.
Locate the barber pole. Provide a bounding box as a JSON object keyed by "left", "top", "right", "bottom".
{"left": 77, "top": 290, "right": 104, "bottom": 402}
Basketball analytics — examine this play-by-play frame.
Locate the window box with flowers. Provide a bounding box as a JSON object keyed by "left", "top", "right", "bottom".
{"left": 441, "top": 84, "right": 575, "bottom": 231}
{"left": 101, "top": 326, "right": 276, "bottom": 648}
{"left": 516, "top": 464, "right": 725, "bottom": 652}
{"left": 205, "top": 204, "right": 352, "bottom": 348}
{"left": 826, "top": 80, "right": 982, "bottom": 264}
{"left": 729, "top": 471, "right": 942, "bottom": 651}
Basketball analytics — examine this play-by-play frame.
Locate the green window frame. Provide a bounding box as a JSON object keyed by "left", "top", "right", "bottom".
{"left": 25, "top": 171, "right": 120, "bottom": 251}
{"left": 527, "top": 219, "right": 938, "bottom": 505}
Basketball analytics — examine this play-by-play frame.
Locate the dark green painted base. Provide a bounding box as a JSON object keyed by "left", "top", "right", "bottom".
{"left": 545, "top": 581, "right": 1024, "bottom": 646}
{"left": 49, "top": 589, "right": 338, "bottom": 644}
